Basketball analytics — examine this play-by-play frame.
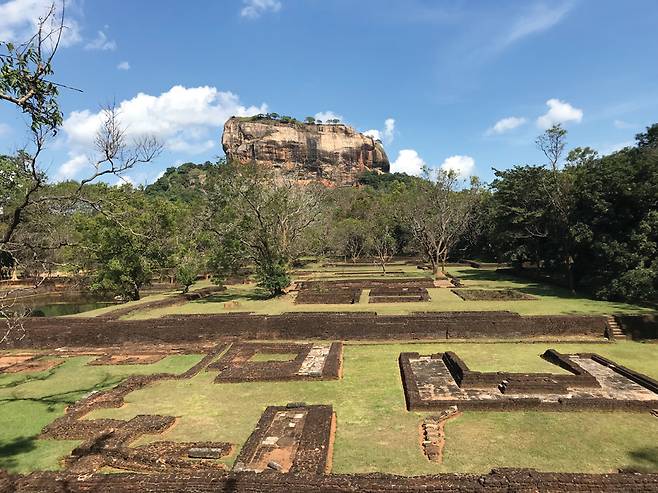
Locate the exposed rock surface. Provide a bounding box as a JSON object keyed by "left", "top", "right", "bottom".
{"left": 222, "top": 117, "right": 389, "bottom": 185}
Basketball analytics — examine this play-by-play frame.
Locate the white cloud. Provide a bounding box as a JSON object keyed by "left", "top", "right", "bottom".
{"left": 0, "top": 123, "right": 11, "bottom": 136}
{"left": 241, "top": 0, "right": 281, "bottom": 18}
{"left": 117, "top": 61, "right": 131, "bottom": 70}
{"left": 365, "top": 117, "right": 396, "bottom": 144}
{"left": 537, "top": 98, "right": 583, "bottom": 129}
{"left": 391, "top": 149, "right": 425, "bottom": 176}
{"left": 112, "top": 174, "right": 135, "bottom": 187}
{"left": 364, "top": 129, "right": 381, "bottom": 140}
{"left": 498, "top": 2, "right": 573, "bottom": 51}
{"left": 440, "top": 155, "right": 475, "bottom": 178}
{"left": 383, "top": 118, "right": 395, "bottom": 142}
{"left": 59, "top": 85, "right": 267, "bottom": 178}
{"left": 0, "top": 0, "right": 81, "bottom": 46}
{"left": 167, "top": 138, "right": 215, "bottom": 155}
{"left": 613, "top": 119, "right": 635, "bottom": 129}
{"left": 486, "top": 116, "right": 527, "bottom": 135}
{"left": 314, "top": 111, "right": 343, "bottom": 123}
{"left": 85, "top": 30, "right": 116, "bottom": 51}
{"left": 600, "top": 141, "right": 634, "bottom": 155}
{"left": 56, "top": 153, "right": 88, "bottom": 180}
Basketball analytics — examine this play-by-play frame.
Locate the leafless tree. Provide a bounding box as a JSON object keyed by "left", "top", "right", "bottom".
{"left": 1, "top": 4, "right": 161, "bottom": 342}
{"left": 403, "top": 169, "right": 480, "bottom": 276}
{"left": 367, "top": 224, "right": 397, "bottom": 274}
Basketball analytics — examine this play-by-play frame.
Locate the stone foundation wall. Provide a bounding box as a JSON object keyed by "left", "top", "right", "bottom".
{"left": 3, "top": 468, "right": 658, "bottom": 492}
{"left": 5, "top": 312, "right": 607, "bottom": 349}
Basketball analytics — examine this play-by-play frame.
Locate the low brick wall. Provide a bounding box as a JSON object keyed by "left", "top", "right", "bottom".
{"left": 617, "top": 314, "right": 658, "bottom": 340}
{"left": 4, "top": 312, "right": 607, "bottom": 349}
{"left": 2, "top": 468, "right": 658, "bottom": 492}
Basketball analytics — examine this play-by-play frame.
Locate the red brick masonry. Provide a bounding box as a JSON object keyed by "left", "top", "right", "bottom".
{"left": 2, "top": 468, "right": 657, "bottom": 492}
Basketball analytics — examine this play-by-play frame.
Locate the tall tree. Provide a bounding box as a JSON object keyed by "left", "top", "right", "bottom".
{"left": 536, "top": 124, "right": 578, "bottom": 292}
{"left": 0, "top": 5, "right": 160, "bottom": 340}
{"left": 206, "top": 161, "right": 321, "bottom": 296}
{"left": 403, "top": 169, "right": 480, "bottom": 276}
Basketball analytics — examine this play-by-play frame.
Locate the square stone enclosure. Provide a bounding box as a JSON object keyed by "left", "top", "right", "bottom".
{"left": 400, "top": 349, "right": 658, "bottom": 411}
{"left": 233, "top": 403, "right": 334, "bottom": 474}
{"left": 208, "top": 342, "right": 343, "bottom": 382}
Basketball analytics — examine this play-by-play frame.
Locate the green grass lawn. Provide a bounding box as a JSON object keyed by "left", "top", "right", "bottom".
{"left": 0, "top": 341, "right": 648, "bottom": 475}
{"left": 0, "top": 354, "right": 203, "bottom": 473}
{"left": 124, "top": 266, "right": 651, "bottom": 319}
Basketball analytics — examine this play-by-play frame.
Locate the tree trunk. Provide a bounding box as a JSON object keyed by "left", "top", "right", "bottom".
{"left": 566, "top": 255, "right": 575, "bottom": 294}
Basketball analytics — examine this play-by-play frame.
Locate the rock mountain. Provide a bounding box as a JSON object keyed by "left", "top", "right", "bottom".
{"left": 222, "top": 116, "right": 389, "bottom": 186}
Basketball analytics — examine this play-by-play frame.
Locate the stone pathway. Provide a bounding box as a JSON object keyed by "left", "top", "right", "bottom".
{"left": 297, "top": 345, "right": 331, "bottom": 376}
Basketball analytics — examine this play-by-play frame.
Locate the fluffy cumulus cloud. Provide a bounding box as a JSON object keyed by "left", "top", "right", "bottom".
{"left": 0, "top": 0, "right": 81, "bottom": 46}
{"left": 240, "top": 0, "right": 281, "bottom": 18}
{"left": 57, "top": 85, "right": 267, "bottom": 179}
{"left": 440, "top": 155, "right": 475, "bottom": 178}
{"left": 537, "top": 98, "right": 583, "bottom": 129}
{"left": 117, "top": 61, "right": 131, "bottom": 70}
{"left": 391, "top": 149, "right": 426, "bottom": 176}
{"left": 314, "top": 111, "right": 343, "bottom": 123}
{"left": 364, "top": 117, "right": 396, "bottom": 144}
{"left": 84, "top": 30, "right": 116, "bottom": 51}
{"left": 56, "top": 153, "right": 89, "bottom": 180}
{"left": 486, "top": 116, "right": 527, "bottom": 135}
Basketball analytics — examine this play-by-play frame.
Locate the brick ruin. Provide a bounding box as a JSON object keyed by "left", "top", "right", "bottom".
{"left": 368, "top": 285, "right": 430, "bottom": 303}
{"left": 1, "top": 340, "right": 657, "bottom": 491}
{"left": 420, "top": 406, "right": 461, "bottom": 462}
{"left": 295, "top": 279, "right": 434, "bottom": 305}
{"left": 233, "top": 404, "right": 334, "bottom": 475}
{"left": 0, "top": 354, "right": 64, "bottom": 373}
{"left": 6, "top": 311, "right": 609, "bottom": 348}
{"left": 209, "top": 342, "right": 342, "bottom": 382}
{"left": 452, "top": 289, "right": 536, "bottom": 301}
{"left": 39, "top": 343, "right": 232, "bottom": 474}
{"left": 2, "top": 468, "right": 658, "bottom": 492}
{"left": 400, "top": 349, "right": 658, "bottom": 411}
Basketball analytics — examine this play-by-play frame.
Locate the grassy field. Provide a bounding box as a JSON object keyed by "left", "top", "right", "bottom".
{"left": 2, "top": 341, "right": 656, "bottom": 474}
{"left": 0, "top": 354, "right": 202, "bottom": 473}
{"left": 121, "top": 266, "right": 651, "bottom": 319}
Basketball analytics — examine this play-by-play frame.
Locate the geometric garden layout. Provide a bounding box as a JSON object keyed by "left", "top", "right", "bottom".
{"left": 2, "top": 340, "right": 657, "bottom": 481}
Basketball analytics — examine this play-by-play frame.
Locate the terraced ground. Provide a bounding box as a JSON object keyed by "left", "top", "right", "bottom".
{"left": 1, "top": 341, "right": 657, "bottom": 475}
{"left": 76, "top": 264, "right": 652, "bottom": 319}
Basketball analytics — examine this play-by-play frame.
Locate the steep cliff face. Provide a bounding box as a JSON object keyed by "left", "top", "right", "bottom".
{"left": 222, "top": 117, "right": 389, "bottom": 185}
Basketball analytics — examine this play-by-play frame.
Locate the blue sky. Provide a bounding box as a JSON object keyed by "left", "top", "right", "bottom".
{"left": 1, "top": 0, "right": 657, "bottom": 185}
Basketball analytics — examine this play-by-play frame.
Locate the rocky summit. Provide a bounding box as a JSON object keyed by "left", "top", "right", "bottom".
{"left": 222, "top": 116, "right": 390, "bottom": 186}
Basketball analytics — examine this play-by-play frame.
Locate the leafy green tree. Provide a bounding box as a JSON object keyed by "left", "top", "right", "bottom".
{"left": 75, "top": 187, "right": 180, "bottom": 300}
{"left": 571, "top": 125, "right": 658, "bottom": 301}
{"left": 206, "top": 161, "right": 320, "bottom": 296}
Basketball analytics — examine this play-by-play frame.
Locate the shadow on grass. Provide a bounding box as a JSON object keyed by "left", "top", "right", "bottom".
{"left": 623, "top": 447, "right": 658, "bottom": 473}
{"left": 0, "top": 373, "right": 122, "bottom": 410}
{"left": 196, "top": 290, "right": 272, "bottom": 304}
{"left": 0, "top": 436, "right": 37, "bottom": 470}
